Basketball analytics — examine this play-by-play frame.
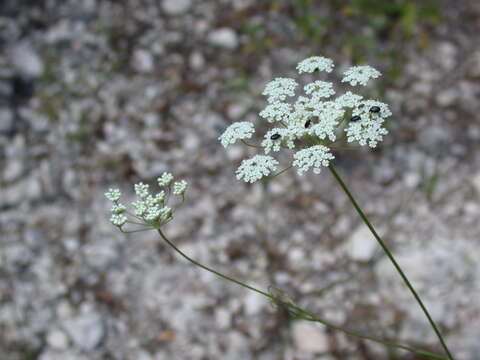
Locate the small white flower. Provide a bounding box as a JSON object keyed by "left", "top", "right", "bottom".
{"left": 303, "top": 81, "right": 335, "bottom": 99}
{"left": 105, "top": 188, "right": 121, "bottom": 202}
{"left": 158, "top": 172, "right": 174, "bottom": 187}
{"left": 296, "top": 56, "right": 334, "bottom": 74}
{"left": 219, "top": 122, "right": 255, "bottom": 148}
{"left": 262, "top": 78, "right": 298, "bottom": 103}
{"left": 335, "top": 91, "right": 363, "bottom": 108}
{"left": 236, "top": 155, "right": 279, "bottom": 183}
{"left": 134, "top": 182, "right": 150, "bottom": 198}
{"left": 293, "top": 145, "right": 335, "bottom": 175}
{"left": 261, "top": 128, "right": 295, "bottom": 154}
{"left": 309, "top": 101, "right": 345, "bottom": 141}
{"left": 110, "top": 214, "right": 127, "bottom": 227}
{"left": 342, "top": 65, "right": 381, "bottom": 86}
{"left": 153, "top": 191, "right": 166, "bottom": 204}
{"left": 259, "top": 103, "right": 292, "bottom": 123}
{"left": 173, "top": 180, "right": 188, "bottom": 195}
{"left": 159, "top": 206, "right": 172, "bottom": 222}
{"left": 144, "top": 205, "right": 161, "bottom": 221}
{"left": 132, "top": 200, "right": 147, "bottom": 216}
{"left": 111, "top": 203, "right": 126, "bottom": 214}
{"left": 344, "top": 100, "right": 391, "bottom": 147}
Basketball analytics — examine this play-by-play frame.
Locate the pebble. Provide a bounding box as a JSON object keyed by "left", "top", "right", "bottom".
{"left": 46, "top": 329, "right": 69, "bottom": 350}
{"left": 207, "top": 28, "right": 238, "bottom": 49}
{"left": 346, "top": 224, "right": 377, "bottom": 261}
{"left": 162, "top": 0, "right": 192, "bottom": 15}
{"left": 472, "top": 171, "right": 480, "bottom": 194}
{"left": 132, "top": 49, "right": 154, "bottom": 73}
{"left": 243, "top": 291, "right": 264, "bottom": 315}
{"left": 64, "top": 313, "right": 105, "bottom": 351}
{"left": 10, "top": 43, "right": 44, "bottom": 76}
{"left": 292, "top": 322, "right": 328, "bottom": 353}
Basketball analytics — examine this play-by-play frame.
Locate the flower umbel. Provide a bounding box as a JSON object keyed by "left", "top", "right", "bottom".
{"left": 173, "top": 180, "right": 188, "bottom": 196}
{"left": 219, "top": 122, "right": 255, "bottom": 148}
{"left": 293, "top": 145, "right": 335, "bottom": 175}
{"left": 158, "top": 172, "right": 174, "bottom": 187}
{"left": 262, "top": 78, "right": 298, "bottom": 103}
{"left": 236, "top": 155, "right": 279, "bottom": 183}
{"left": 106, "top": 173, "right": 187, "bottom": 230}
{"left": 296, "top": 56, "right": 334, "bottom": 74}
{"left": 342, "top": 65, "right": 381, "bottom": 86}
{"left": 221, "top": 55, "right": 391, "bottom": 183}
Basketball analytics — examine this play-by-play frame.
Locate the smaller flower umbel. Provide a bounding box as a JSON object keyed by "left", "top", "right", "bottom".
{"left": 105, "top": 172, "right": 188, "bottom": 232}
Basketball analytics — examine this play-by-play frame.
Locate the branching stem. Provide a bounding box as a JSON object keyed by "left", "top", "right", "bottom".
{"left": 328, "top": 165, "right": 454, "bottom": 360}
{"left": 156, "top": 229, "right": 447, "bottom": 360}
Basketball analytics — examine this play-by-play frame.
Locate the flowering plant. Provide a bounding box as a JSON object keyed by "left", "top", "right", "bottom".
{"left": 106, "top": 56, "right": 455, "bottom": 360}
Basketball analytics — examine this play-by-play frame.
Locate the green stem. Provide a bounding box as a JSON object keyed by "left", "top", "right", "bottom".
{"left": 328, "top": 165, "right": 455, "bottom": 360}
{"left": 156, "top": 229, "right": 447, "bottom": 360}
{"left": 267, "top": 165, "right": 293, "bottom": 180}
{"left": 241, "top": 139, "right": 263, "bottom": 149}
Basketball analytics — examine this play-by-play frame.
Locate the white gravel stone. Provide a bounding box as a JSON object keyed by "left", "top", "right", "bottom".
{"left": 162, "top": 0, "right": 192, "bottom": 15}
{"left": 243, "top": 290, "right": 265, "bottom": 315}
{"left": 346, "top": 224, "right": 377, "bottom": 261}
{"left": 46, "top": 329, "right": 69, "bottom": 350}
{"left": 472, "top": 171, "right": 480, "bottom": 195}
{"left": 64, "top": 313, "right": 104, "bottom": 351}
{"left": 132, "top": 49, "right": 154, "bottom": 73}
{"left": 189, "top": 51, "right": 205, "bottom": 70}
{"left": 207, "top": 28, "right": 238, "bottom": 49}
{"left": 10, "top": 43, "right": 44, "bottom": 76}
{"left": 292, "top": 322, "right": 329, "bottom": 353}
{"left": 215, "top": 308, "right": 232, "bottom": 329}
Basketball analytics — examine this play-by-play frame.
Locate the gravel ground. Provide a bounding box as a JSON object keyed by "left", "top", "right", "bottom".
{"left": 1, "top": 1, "right": 480, "bottom": 359}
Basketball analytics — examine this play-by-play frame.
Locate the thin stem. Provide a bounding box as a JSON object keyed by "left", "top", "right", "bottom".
{"left": 241, "top": 139, "right": 263, "bottom": 149}
{"left": 266, "top": 165, "right": 293, "bottom": 180}
{"left": 156, "top": 229, "right": 446, "bottom": 360}
{"left": 328, "top": 165, "right": 455, "bottom": 360}
{"left": 121, "top": 227, "right": 153, "bottom": 233}
{"left": 330, "top": 146, "right": 362, "bottom": 151}
{"left": 126, "top": 220, "right": 149, "bottom": 226}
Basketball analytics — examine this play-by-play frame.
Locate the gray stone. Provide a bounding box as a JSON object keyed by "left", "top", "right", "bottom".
{"left": 243, "top": 291, "right": 264, "bottom": 315}
{"left": 132, "top": 49, "right": 154, "bottom": 73}
{"left": 292, "top": 322, "right": 329, "bottom": 353}
{"left": 64, "top": 313, "right": 104, "bottom": 351}
{"left": 10, "top": 43, "right": 44, "bottom": 76}
{"left": 346, "top": 224, "right": 377, "bottom": 261}
{"left": 162, "top": 0, "right": 192, "bottom": 15}
{"left": 46, "top": 329, "right": 69, "bottom": 350}
{"left": 207, "top": 28, "right": 238, "bottom": 49}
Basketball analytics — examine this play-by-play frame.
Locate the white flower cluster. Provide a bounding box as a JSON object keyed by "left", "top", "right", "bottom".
{"left": 262, "top": 78, "right": 298, "bottom": 103}
{"left": 218, "top": 122, "right": 255, "bottom": 148}
{"left": 173, "top": 180, "right": 188, "bottom": 196}
{"left": 342, "top": 65, "right": 381, "bottom": 86}
{"left": 345, "top": 100, "right": 391, "bottom": 147}
{"left": 259, "top": 103, "right": 292, "bottom": 123}
{"left": 296, "top": 56, "right": 334, "bottom": 74}
{"left": 261, "top": 128, "right": 295, "bottom": 154}
{"left": 293, "top": 145, "right": 335, "bottom": 175}
{"left": 105, "top": 172, "right": 188, "bottom": 229}
{"left": 219, "top": 55, "right": 391, "bottom": 182}
{"left": 304, "top": 81, "right": 335, "bottom": 99}
{"left": 236, "top": 155, "right": 279, "bottom": 183}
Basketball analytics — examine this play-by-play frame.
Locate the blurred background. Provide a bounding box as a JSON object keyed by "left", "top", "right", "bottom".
{"left": 1, "top": 0, "right": 480, "bottom": 359}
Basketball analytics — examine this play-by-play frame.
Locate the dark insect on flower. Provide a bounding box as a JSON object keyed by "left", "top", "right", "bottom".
{"left": 304, "top": 119, "right": 312, "bottom": 128}
{"left": 358, "top": 104, "right": 365, "bottom": 109}
{"left": 350, "top": 115, "right": 361, "bottom": 122}
{"left": 270, "top": 133, "right": 281, "bottom": 140}
{"left": 369, "top": 106, "right": 381, "bottom": 113}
